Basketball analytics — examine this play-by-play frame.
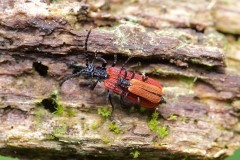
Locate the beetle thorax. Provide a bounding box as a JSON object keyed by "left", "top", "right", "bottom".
{"left": 117, "top": 77, "right": 131, "bottom": 88}
{"left": 93, "top": 66, "right": 109, "bottom": 81}
{"left": 82, "top": 64, "right": 109, "bottom": 81}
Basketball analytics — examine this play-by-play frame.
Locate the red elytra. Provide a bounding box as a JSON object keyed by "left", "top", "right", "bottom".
{"left": 104, "top": 67, "right": 163, "bottom": 108}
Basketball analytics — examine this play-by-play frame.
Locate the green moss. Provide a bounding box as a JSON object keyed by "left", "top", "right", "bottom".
{"left": 34, "top": 108, "right": 49, "bottom": 123}
{"left": 108, "top": 122, "right": 121, "bottom": 134}
{"left": 168, "top": 114, "right": 177, "bottom": 121}
{"left": 98, "top": 107, "right": 111, "bottom": 119}
{"left": 147, "top": 111, "right": 168, "bottom": 138}
{"left": 0, "top": 155, "right": 19, "bottom": 160}
{"left": 45, "top": 134, "right": 55, "bottom": 140}
{"left": 53, "top": 103, "right": 64, "bottom": 116}
{"left": 226, "top": 148, "right": 240, "bottom": 160}
{"left": 35, "top": 90, "right": 65, "bottom": 116}
{"left": 91, "top": 119, "right": 103, "bottom": 130}
{"left": 130, "top": 106, "right": 136, "bottom": 113}
{"left": 102, "top": 137, "right": 110, "bottom": 144}
{"left": 65, "top": 108, "right": 76, "bottom": 117}
{"left": 51, "top": 90, "right": 59, "bottom": 99}
{"left": 155, "top": 67, "right": 174, "bottom": 75}
{"left": 179, "top": 116, "right": 190, "bottom": 122}
{"left": 139, "top": 107, "right": 147, "bottom": 113}
{"left": 52, "top": 125, "right": 67, "bottom": 137}
{"left": 156, "top": 126, "right": 168, "bottom": 137}
{"left": 130, "top": 150, "right": 140, "bottom": 159}
{"left": 190, "top": 58, "right": 214, "bottom": 67}
{"left": 148, "top": 117, "right": 160, "bottom": 131}
{"left": 34, "top": 100, "right": 42, "bottom": 106}
{"left": 179, "top": 77, "right": 197, "bottom": 87}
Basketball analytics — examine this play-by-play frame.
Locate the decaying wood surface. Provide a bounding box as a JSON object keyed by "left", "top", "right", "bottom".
{"left": 0, "top": 0, "right": 240, "bottom": 160}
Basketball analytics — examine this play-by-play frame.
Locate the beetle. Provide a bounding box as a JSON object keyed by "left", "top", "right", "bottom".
{"left": 104, "top": 67, "right": 164, "bottom": 108}
{"left": 60, "top": 28, "right": 164, "bottom": 116}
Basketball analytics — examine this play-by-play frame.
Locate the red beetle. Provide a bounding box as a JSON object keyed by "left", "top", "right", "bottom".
{"left": 60, "top": 28, "right": 164, "bottom": 115}
{"left": 104, "top": 67, "right": 163, "bottom": 108}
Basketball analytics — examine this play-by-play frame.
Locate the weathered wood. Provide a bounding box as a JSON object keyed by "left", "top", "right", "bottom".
{"left": 0, "top": 16, "right": 225, "bottom": 68}
{"left": 213, "top": 0, "right": 240, "bottom": 35}
{"left": 0, "top": 0, "right": 240, "bottom": 160}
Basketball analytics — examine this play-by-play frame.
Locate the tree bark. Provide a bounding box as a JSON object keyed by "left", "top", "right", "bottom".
{"left": 0, "top": 0, "right": 240, "bottom": 160}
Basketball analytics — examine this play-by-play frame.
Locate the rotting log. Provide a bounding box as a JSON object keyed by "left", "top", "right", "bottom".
{"left": 0, "top": 0, "right": 240, "bottom": 160}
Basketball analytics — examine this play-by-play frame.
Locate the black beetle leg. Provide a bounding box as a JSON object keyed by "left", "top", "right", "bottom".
{"left": 137, "top": 96, "right": 141, "bottom": 104}
{"left": 121, "top": 56, "right": 133, "bottom": 70}
{"left": 107, "top": 90, "right": 115, "bottom": 120}
{"left": 92, "top": 53, "right": 107, "bottom": 68}
{"left": 112, "top": 55, "right": 117, "bottom": 67}
{"left": 160, "top": 97, "right": 166, "bottom": 104}
{"left": 131, "top": 70, "right": 135, "bottom": 79}
{"left": 142, "top": 73, "right": 148, "bottom": 81}
{"left": 89, "top": 80, "right": 99, "bottom": 90}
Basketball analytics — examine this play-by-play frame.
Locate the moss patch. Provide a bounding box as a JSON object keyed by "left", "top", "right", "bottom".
{"left": 65, "top": 108, "right": 76, "bottom": 117}
{"left": 52, "top": 124, "right": 67, "bottom": 137}
{"left": 102, "top": 137, "right": 110, "bottom": 144}
{"left": 108, "top": 122, "right": 121, "bottom": 134}
{"left": 35, "top": 90, "right": 66, "bottom": 116}
{"left": 91, "top": 119, "right": 104, "bottom": 130}
{"left": 34, "top": 107, "right": 49, "bottom": 123}
{"left": 130, "top": 150, "right": 140, "bottom": 159}
{"left": 148, "top": 111, "right": 168, "bottom": 138}
{"left": 167, "top": 114, "right": 177, "bottom": 121}
{"left": 179, "top": 76, "right": 197, "bottom": 88}
{"left": 98, "top": 106, "right": 111, "bottom": 119}
{"left": 0, "top": 155, "right": 19, "bottom": 160}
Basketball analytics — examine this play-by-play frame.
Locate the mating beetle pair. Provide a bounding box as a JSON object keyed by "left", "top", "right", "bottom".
{"left": 60, "top": 28, "right": 164, "bottom": 115}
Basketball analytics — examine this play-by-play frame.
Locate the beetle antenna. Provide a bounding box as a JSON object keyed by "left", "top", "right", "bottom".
{"left": 121, "top": 56, "right": 133, "bottom": 70}
{"left": 112, "top": 54, "right": 117, "bottom": 67}
{"left": 84, "top": 27, "right": 92, "bottom": 66}
{"left": 117, "top": 55, "right": 134, "bottom": 79}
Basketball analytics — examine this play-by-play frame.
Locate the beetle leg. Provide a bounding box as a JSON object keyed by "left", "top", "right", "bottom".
{"left": 137, "top": 61, "right": 141, "bottom": 72}
{"left": 160, "top": 97, "right": 166, "bottom": 104}
{"left": 92, "top": 53, "right": 107, "bottom": 68}
{"left": 106, "top": 90, "right": 115, "bottom": 120}
{"left": 118, "top": 56, "right": 134, "bottom": 77}
{"left": 131, "top": 70, "right": 135, "bottom": 79}
{"left": 78, "top": 79, "right": 93, "bottom": 87}
{"left": 60, "top": 71, "right": 83, "bottom": 86}
{"left": 112, "top": 55, "right": 117, "bottom": 67}
{"left": 67, "top": 61, "right": 83, "bottom": 74}
{"left": 121, "top": 56, "right": 133, "bottom": 70}
{"left": 124, "top": 69, "right": 127, "bottom": 78}
{"left": 97, "top": 57, "right": 107, "bottom": 68}
{"left": 89, "top": 80, "right": 99, "bottom": 90}
{"left": 142, "top": 73, "right": 148, "bottom": 81}
{"left": 124, "top": 91, "right": 129, "bottom": 98}
{"left": 120, "top": 96, "right": 125, "bottom": 108}
{"left": 137, "top": 96, "right": 141, "bottom": 104}
{"left": 119, "top": 97, "right": 130, "bottom": 110}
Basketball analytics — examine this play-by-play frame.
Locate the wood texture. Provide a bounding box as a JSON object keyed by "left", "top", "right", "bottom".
{"left": 0, "top": 0, "right": 240, "bottom": 160}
